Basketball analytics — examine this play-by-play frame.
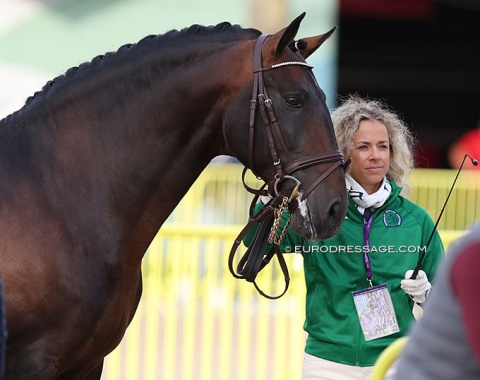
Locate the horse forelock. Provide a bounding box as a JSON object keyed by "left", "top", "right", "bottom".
{"left": 0, "top": 22, "right": 260, "bottom": 125}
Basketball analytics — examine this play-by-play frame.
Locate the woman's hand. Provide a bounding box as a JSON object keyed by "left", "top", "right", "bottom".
{"left": 401, "top": 270, "right": 432, "bottom": 303}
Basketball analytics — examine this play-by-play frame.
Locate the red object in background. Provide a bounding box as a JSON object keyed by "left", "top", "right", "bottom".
{"left": 448, "top": 128, "right": 480, "bottom": 170}
{"left": 340, "top": 0, "right": 435, "bottom": 20}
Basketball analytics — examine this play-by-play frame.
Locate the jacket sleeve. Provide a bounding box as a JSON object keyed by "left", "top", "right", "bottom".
{"left": 451, "top": 240, "right": 480, "bottom": 364}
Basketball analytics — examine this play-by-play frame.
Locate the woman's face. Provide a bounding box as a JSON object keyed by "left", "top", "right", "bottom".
{"left": 349, "top": 119, "right": 390, "bottom": 194}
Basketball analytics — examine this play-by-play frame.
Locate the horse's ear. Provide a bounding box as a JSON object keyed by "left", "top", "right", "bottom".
{"left": 296, "top": 27, "right": 337, "bottom": 59}
{"left": 266, "top": 12, "right": 306, "bottom": 57}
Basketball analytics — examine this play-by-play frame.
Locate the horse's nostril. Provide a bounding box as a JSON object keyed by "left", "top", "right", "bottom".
{"left": 328, "top": 198, "right": 347, "bottom": 222}
{"left": 329, "top": 200, "right": 340, "bottom": 219}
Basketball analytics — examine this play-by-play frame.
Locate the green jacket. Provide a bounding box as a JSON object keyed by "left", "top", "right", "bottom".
{"left": 247, "top": 179, "right": 444, "bottom": 366}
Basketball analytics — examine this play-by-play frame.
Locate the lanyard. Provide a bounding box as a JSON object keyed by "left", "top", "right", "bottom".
{"left": 363, "top": 213, "right": 375, "bottom": 288}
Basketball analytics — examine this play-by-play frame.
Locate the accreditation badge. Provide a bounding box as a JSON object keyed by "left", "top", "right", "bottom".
{"left": 352, "top": 284, "right": 400, "bottom": 341}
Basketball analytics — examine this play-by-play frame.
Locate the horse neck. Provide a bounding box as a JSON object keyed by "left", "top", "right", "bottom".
{"left": 28, "top": 49, "right": 239, "bottom": 263}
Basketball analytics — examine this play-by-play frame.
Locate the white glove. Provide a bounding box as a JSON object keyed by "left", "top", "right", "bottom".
{"left": 400, "top": 270, "right": 432, "bottom": 304}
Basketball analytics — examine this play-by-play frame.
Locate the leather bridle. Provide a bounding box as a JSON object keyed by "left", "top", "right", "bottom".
{"left": 245, "top": 33, "right": 345, "bottom": 205}
{"left": 229, "top": 34, "right": 347, "bottom": 299}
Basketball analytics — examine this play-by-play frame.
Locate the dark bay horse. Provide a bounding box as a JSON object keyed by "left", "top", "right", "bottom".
{"left": 0, "top": 13, "right": 347, "bottom": 379}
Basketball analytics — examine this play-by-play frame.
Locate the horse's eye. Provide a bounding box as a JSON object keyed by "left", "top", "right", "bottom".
{"left": 286, "top": 96, "right": 302, "bottom": 108}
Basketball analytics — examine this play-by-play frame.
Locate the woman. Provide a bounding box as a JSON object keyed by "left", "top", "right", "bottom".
{"left": 247, "top": 95, "right": 444, "bottom": 379}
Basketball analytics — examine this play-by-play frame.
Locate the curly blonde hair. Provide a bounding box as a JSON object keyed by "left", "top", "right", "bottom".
{"left": 331, "top": 94, "right": 415, "bottom": 194}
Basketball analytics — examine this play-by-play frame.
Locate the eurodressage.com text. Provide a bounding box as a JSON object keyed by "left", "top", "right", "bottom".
{"left": 283, "top": 245, "right": 428, "bottom": 254}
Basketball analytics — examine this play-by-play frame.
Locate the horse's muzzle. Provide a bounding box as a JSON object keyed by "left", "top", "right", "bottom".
{"left": 291, "top": 194, "right": 346, "bottom": 241}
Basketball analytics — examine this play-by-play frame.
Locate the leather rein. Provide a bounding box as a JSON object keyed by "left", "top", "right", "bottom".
{"left": 228, "top": 34, "right": 346, "bottom": 299}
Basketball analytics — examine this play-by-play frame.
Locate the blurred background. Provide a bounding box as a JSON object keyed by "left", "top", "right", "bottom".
{"left": 1, "top": 1, "right": 479, "bottom": 379}
{"left": 1, "top": 0, "right": 479, "bottom": 169}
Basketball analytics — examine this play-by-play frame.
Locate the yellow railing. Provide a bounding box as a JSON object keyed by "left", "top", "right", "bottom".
{"left": 166, "top": 164, "right": 480, "bottom": 230}
{"left": 101, "top": 225, "right": 308, "bottom": 380}
{"left": 409, "top": 169, "right": 480, "bottom": 230}
{"left": 101, "top": 225, "right": 464, "bottom": 380}
{"left": 100, "top": 164, "right": 478, "bottom": 380}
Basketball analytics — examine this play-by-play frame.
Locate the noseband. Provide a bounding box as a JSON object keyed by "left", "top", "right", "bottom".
{"left": 229, "top": 34, "right": 347, "bottom": 299}
{"left": 246, "top": 33, "right": 345, "bottom": 205}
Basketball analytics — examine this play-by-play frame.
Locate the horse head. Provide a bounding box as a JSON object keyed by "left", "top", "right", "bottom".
{"left": 224, "top": 13, "right": 348, "bottom": 240}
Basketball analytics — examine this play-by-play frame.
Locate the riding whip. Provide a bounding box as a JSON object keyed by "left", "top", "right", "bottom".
{"left": 410, "top": 153, "right": 478, "bottom": 279}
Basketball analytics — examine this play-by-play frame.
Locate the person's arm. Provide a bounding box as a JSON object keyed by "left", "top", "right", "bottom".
{"left": 450, "top": 241, "right": 480, "bottom": 365}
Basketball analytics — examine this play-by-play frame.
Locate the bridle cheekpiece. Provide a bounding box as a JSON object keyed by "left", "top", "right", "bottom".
{"left": 246, "top": 34, "right": 345, "bottom": 206}
{"left": 230, "top": 34, "right": 346, "bottom": 299}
